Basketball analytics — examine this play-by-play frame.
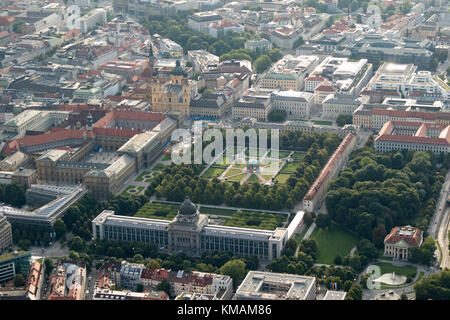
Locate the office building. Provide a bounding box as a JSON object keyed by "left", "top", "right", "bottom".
{"left": 374, "top": 121, "right": 450, "bottom": 154}
{"left": 235, "top": 271, "right": 316, "bottom": 300}
{"left": 0, "top": 214, "right": 12, "bottom": 254}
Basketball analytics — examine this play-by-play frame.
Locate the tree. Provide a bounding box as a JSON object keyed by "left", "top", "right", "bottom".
{"left": 68, "top": 236, "right": 84, "bottom": 252}
{"left": 349, "top": 255, "right": 362, "bottom": 271}
{"left": 446, "top": 66, "right": 450, "bottom": 77}
{"left": 400, "top": 293, "right": 408, "bottom": 300}
{"left": 54, "top": 220, "right": 66, "bottom": 239}
{"left": 18, "top": 239, "right": 31, "bottom": 250}
{"left": 268, "top": 109, "right": 287, "bottom": 122}
{"left": 283, "top": 238, "right": 298, "bottom": 258}
{"left": 13, "top": 274, "right": 26, "bottom": 287}
{"left": 136, "top": 283, "right": 144, "bottom": 292}
{"left": 267, "top": 48, "right": 282, "bottom": 62}
{"left": 316, "top": 214, "right": 331, "bottom": 229}
{"left": 415, "top": 269, "right": 450, "bottom": 300}
{"left": 157, "top": 280, "right": 172, "bottom": 297}
{"left": 345, "top": 284, "right": 363, "bottom": 300}
{"left": 145, "top": 259, "right": 161, "bottom": 270}
{"left": 293, "top": 37, "right": 305, "bottom": 49}
{"left": 334, "top": 254, "right": 343, "bottom": 265}
{"left": 325, "top": 17, "right": 334, "bottom": 28}
{"left": 133, "top": 254, "right": 144, "bottom": 264}
{"left": 336, "top": 114, "right": 352, "bottom": 127}
{"left": 44, "top": 258, "right": 54, "bottom": 277}
{"left": 253, "top": 55, "right": 272, "bottom": 73}
{"left": 220, "top": 259, "right": 247, "bottom": 288}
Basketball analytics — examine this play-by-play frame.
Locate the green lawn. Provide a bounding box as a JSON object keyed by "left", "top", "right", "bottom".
{"left": 202, "top": 167, "right": 226, "bottom": 178}
{"left": 135, "top": 171, "right": 152, "bottom": 182}
{"left": 268, "top": 150, "right": 291, "bottom": 158}
{"left": 152, "top": 163, "right": 166, "bottom": 171}
{"left": 310, "top": 224, "right": 359, "bottom": 265}
{"left": 121, "top": 185, "right": 145, "bottom": 196}
{"left": 213, "top": 156, "right": 233, "bottom": 167}
{"left": 274, "top": 173, "right": 292, "bottom": 184}
{"left": 373, "top": 262, "right": 417, "bottom": 278}
{"left": 224, "top": 168, "right": 243, "bottom": 178}
{"left": 312, "top": 120, "right": 333, "bottom": 126}
{"left": 246, "top": 174, "right": 260, "bottom": 183}
{"left": 223, "top": 210, "right": 286, "bottom": 230}
{"left": 227, "top": 173, "right": 247, "bottom": 182}
{"left": 135, "top": 202, "right": 286, "bottom": 230}
{"left": 291, "top": 152, "right": 306, "bottom": 161}
{"left": 161, "top": 154, "right": 171, "bottom": 161}
{"left": 200, "top": 207, "right": 236, "bottom": 216}
{"left": 280, "top": 161, "right": 299, "bottom": 173}
{"left": 135, "top": 202, "right": 180, "bottom": 220}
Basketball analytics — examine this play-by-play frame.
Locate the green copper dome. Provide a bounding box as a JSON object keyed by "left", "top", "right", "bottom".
{"left": 171, "top": 59, "right": 187, "bottom": 77}
{"left": 178, "top": 196, "right": 197, "bottom": 216}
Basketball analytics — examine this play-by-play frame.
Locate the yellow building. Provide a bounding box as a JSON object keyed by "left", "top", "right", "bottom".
{"left": 151, "top": 60, "right": 193, "bottom": 115}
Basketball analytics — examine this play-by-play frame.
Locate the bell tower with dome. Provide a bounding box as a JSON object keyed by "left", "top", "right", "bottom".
{"left": 167, "top": 196, "right": 209, "bottom": 256}
{"left": 150, "top": 59, "right": 192, "bottom": 115}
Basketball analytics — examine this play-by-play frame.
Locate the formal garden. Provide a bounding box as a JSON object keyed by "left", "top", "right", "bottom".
{"left": 134, "top": 201, "right": 288, "bottom": 230}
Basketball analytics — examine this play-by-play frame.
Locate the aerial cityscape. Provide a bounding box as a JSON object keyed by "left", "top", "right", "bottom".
{"left": 0, "top": 0, "right": 449, "bottom": 306}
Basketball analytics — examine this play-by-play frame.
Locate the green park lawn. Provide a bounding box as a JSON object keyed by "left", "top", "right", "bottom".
{"left": 280, "top": 161, "right": 299, "bottom": 173}
{"left": 161, "top": 154, "right": 172, "bottom": 161}
{"left": 373, "top": 262, "right": 417, "bottom": 278}
{"left": 214, "top": 156, "right": 233, "bottom": 167}
{"left": 152, "top": 163, "right": 166, "bottom": 171}
{"left": 274, "top": 173, "right": 292, "bottom": 184}
{"left": 224, "top": 168, "right": 243, "bottom": 178}
{"left": 134, "top": 202, "right": 285, "bottom": 230}
{"left": 227, "top": 173, "right": 247, "bottom": 182}
{"left": 291, "top": 152, "right": 306, "bottom": 161}
{"left": 135, "top": 171, "right": 152, "bottom": 182}
{"left": 310, "top": 224, "right": 359, "bottom": 265}
{"left": 202, "top": 167, "right": 226, "bottom": 178}
{"left": 268, "top": 150, "right": 291, "bottom": 158}
{"left": 246, "top": 174, "right": 260, "bottom": 183}
{"left": 231, "top": 163, "right": 247, "bottom": 169}
{"left": 134, "top": 202, "right": 179, "bottom": 220}
{"left": 121, "top": 185, "right": 145, "bottom": 196}
{"left": 312, "top": 120, "right": 333, "bottom": 126}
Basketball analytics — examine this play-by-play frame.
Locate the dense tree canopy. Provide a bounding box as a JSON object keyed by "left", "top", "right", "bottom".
{"left": 415, "top": 269, "right": 450, "bottom": 300}
{"left": 326, "top": 148, "right": 447, "bottom": 245}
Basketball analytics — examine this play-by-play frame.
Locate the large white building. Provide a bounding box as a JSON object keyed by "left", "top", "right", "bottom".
{"left": 235, "top": 271, "right": 316, "bottom": 300}
{"left": 0, "top": 214, "right": 12, "bottom": 254}
{"left": 322, "top": 93, "right": 363, "bottom": 119}
{"left": 260, "top": 55, "right": 320, "bottom": 91}
{"left": 374, "top": 121, "right": 450, "bottom": 154}
{"left": 92, "top": 197, "right": 305, "bottom": 261}
{"left": 187, "top": 11, "right": 222, "bottom": 33}
{"left": 79, "top": 8, "right": 107, "bottom": 33}
{"left": 401, "top": 71, "right": 450, "bottom": 101}
{"left": 303, "top": 133, "right": 356, "bottom": 213}
{"left": 270, "top": 91, "right": 314, "bottom": 118}
{"left": 368, "top": 62, "right": 417, "bottom": 93}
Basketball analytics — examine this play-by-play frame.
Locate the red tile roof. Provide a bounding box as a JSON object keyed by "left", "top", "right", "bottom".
{"left": 384, "top": 226, "right": 423, "bottom": 247}
{"left": 0, "top": 16, "right": 14, "bottom": 26}
{"left": 16, "top": 128, "right": 88, "bottom": 147}
{"left": 94, "top": 109, "right": 165, "bottom": 128}
{"left": 304, "top": 133, "right": 355, "bottom": 201}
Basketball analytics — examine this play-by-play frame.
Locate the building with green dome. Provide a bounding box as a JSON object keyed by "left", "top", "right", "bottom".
{"left": 150, "top": 60, "right": 195, "bottom": 115}
{"left": 92, "top": 196, "right": 305, "bottom": 261}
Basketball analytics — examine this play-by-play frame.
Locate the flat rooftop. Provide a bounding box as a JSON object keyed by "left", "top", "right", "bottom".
{"left": 236, "top": 271, "right": 316, "bottom": 300}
